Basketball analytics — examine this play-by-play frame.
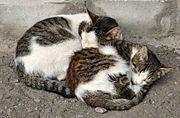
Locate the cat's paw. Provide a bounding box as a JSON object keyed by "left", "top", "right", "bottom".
{"left": 120, "top": 76, "right": 130, "bottom": 86}
{"left": 95, "top": 107, "right": 107, "bottom": 114}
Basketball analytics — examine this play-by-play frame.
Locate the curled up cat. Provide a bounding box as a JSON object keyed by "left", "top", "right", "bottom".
{"left": 14, "top": 10, "right": 122, "bottom": 98}
{"left": 66, "top": 18, "right": 173, "bottom": 112}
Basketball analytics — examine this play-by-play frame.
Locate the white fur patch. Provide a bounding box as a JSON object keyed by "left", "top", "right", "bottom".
{"left": 81, "top": 31, "right": 98, "bottom": 48}
{"left": 129, "top": 85, "right": 141, "bottom": 94}
{"left": 99, "top": 46, "right": 119, "bottom": 57}
{"left": 131, "top": 70, "right": 149, "bottom": 85}
{"left": 15, "top": 37, "right": 81, "bottom": 80}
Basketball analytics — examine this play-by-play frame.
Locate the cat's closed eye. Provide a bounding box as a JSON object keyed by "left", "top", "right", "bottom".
{"left": 132, "top": 63, "right": 136, "bottom": 68}
{"left": 98, "top": 30, "right": 103, "bottom": 36}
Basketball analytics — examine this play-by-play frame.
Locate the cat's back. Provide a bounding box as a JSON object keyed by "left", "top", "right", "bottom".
{"left": 49, "top": 13, "right": 91, "bottom": 36}
{"left": 30, "top": 13, "right": 91, "bottom": 37}
{"left": 67, "top": 46, "right": 129, "bottom": 89}
{"left": 69, "top": 47, "right": 117, "bottom": 75}
{"left": 15, "top": 17, "right": 72, "bottom": 57}
{"left": 15, "top": 13, "right": 90, "bottom": 57}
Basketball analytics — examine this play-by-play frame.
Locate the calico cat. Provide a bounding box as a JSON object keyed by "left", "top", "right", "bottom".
{"left": 14, "top": 10, "right": 121, "bottom": 97}
{"left": 66, "top": 20, "right": 173, "bottom": 111}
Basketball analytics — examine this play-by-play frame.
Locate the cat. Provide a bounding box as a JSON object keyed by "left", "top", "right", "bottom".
{"left": 14, "top": 10, "right": 121, "bottom": 98}
{"left": 66, "top": 20, "right": 173, "bottom": 112}
{"left": 67, "top": 40, "right": 136, "bottom": 111}
{"left": 110, "top": 41, "right": 173, "bottom": 111}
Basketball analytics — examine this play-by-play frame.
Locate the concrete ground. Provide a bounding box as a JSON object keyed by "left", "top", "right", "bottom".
{"left": 0, "top": 0, "right": 180, "bottom": 118}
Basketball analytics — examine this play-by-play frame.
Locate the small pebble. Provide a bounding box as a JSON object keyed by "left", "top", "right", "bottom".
{"left": 76, "top": 115, "right": 83, "bottom": 118}
{"left": 34, "top": 98, "right": 41, "bottom": 103}
{"left": 35, "top": 107, "right": 38, "bottom": 110}
{"left": 174, "top": 81, "right": 177, "bottom": 85}
{"left": 4, "top": 106, "right": 7, "bottom": 109}
{"left": 168, "top": 93, "right": 173, "bottom": 97}
{"left": 149, "top": 99, "right": 155, "bottom": 104}
{"left": 95, "top": 107, "right": 107, "bottom": 114}
{"left": 13, "top": 79, "right": 19, "bottom": 83}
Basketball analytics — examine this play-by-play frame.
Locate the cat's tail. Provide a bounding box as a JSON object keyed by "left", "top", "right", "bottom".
{"left": 16, "top": 64, "right": 75, "bottom": 98}
{"left": 105, "top": 86, "right": 149, "bottom": 110}
{"left": 84, "top": 86, "right": 149, "bottom": 111}
{"left": 22, "top": 76, "right": 75, "bottom": 98}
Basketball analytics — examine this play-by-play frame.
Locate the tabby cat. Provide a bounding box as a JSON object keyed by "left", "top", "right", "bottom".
{"left": 14, "top": 10, "right": 121, "bottom": 97}
{"left": 66, "top": 20, "right": 173, "bottom": 111}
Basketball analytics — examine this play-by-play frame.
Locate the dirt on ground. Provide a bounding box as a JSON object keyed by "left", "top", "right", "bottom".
{"left": 0, "top": 25, "right": 180, "bottom": 118}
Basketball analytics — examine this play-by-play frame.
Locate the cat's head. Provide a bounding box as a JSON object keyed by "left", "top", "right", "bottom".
{"left": 79, "top": 10, "right": 122, "bottom": 48}
{"left": 130, "top": 46, "right": 173, "bottom": 86}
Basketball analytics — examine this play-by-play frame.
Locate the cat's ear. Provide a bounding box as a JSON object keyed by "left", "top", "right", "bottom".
{"left": 87, "top": 9, "right": 99, "bottom": 23}
{"left": 135, "top": 46, "right": 148, "bottom": 61}
{"left": 106, "top": 26, "right": 122, "bottom": 40}
{"left": 158, "top": 67, "right": 173, "bottom": 76}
